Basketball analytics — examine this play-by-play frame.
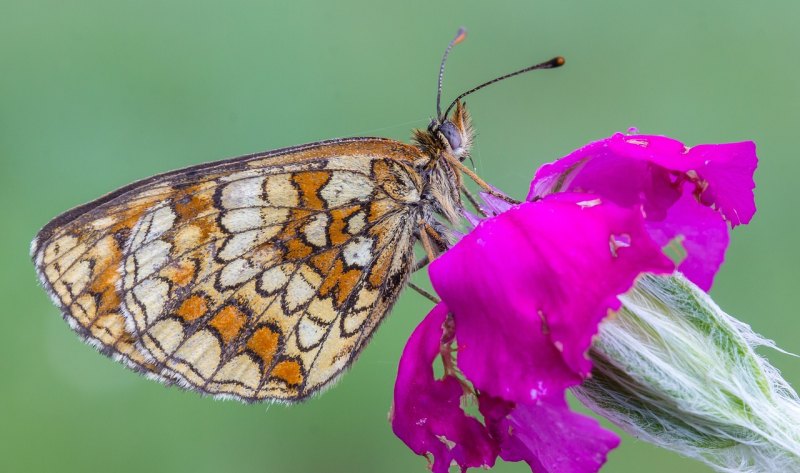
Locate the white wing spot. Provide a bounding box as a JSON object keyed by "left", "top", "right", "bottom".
{"left": 132, "top": 277, "right": 169, "bottom": 325}
{"left": 221, "top": 177, "right": 265, "bottom": 209}
{"left": 221, "top": 208, "right": 263, "bottom": 233}
{"left": 346, "top": 211, "right": 367, "bottom": 234}
{"left": 145, "top": 206, "right": 177, "bottom": 243}
{"left": 174, "top": 330, "right": 221, "bottom": 377}
{"left": 285, "top": 273, "right": 316, "bottom": 312}
{"left": 297, "top": 316, "right": 326, "bottom": 349}
{"left": 320, "top": 172, "right": 374, "bottom": 207}
{"left": 219, "top": 258, "right": 260, "bottom": 288}
{"left": 134, "top": 240, "right": 171, "bottom": 280}
{"left": 218, "top": 230, "right": 260, "bottom": 261}
{"left": 264, "top": 174, "right": 299, "bottom": 207}
{"left": 304, "top": 213, "right": 330, "bottom": 247}
{"left": 343, "top": 236, "right": 373, "bottom": 267}
{"left": 260, "top": 265, "right": 290, "bottom": 294}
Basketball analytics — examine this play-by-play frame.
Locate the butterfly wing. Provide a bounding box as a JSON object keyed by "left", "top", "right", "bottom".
{"left": 32, "top": 137, "right": 428, "bottom": 402}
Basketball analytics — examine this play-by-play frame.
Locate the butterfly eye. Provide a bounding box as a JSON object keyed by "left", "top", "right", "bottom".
{"left": 438, "top": 121, "right": 462, "bottom": 151}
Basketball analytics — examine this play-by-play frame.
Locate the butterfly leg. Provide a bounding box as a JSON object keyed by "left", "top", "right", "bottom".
{"left": 418, "top": 222, "right": 439, "bottom": 263}
{"left": 445, "top": 154, "right": 519, "bottom": 205}
{"left": 460, "top": 184, "right": 487, "bottom": 217}
{"left": 408, "top": 252, "right": 439, "bottom": 303}
{"left": 409, "top": 221, "right": 451, "bottom": 304}
{"left": 439, "top": 313, "right": 475, "bottom": 392}
{"left": 407, "top": 281, "right": 440, "bottom": 303}
{"left": 412, "top": 256, "right": 430, "bottom": 273}
{"left": 411, "top": 221, "right": 451, "bottom": 272}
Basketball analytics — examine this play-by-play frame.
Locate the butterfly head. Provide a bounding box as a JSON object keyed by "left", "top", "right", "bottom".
{"left": 430, "top": 100, "right": 474, "bottom": 161}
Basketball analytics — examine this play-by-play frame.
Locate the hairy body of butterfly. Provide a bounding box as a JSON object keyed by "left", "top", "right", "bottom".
{"left": 31, "top": 100, "right": 476, "bottom": 402}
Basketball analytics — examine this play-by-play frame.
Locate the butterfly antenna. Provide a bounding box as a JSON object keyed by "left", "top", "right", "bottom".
{"left": 436, "top": 27, "right": 468, "bottom": 121}
{"left": 443, "top": 56, "right": 565, "bottom": 119}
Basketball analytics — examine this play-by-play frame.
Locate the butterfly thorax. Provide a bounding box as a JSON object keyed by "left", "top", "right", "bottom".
{"left": 411, "top": 100, "right": 475, "bottom": 229}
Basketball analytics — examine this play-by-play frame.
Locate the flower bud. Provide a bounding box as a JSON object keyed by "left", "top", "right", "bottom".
{"left": 573, "top": 273, "right": 800, "bottom": 473}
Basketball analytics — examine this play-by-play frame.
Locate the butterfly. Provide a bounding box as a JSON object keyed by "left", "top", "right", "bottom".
{"left": 31, "top": 28, "right": 563, "bottom": 403}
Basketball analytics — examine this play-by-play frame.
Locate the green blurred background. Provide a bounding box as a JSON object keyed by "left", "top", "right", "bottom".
{"left": 2, "top": 1, "right": 798, "bottom": 472}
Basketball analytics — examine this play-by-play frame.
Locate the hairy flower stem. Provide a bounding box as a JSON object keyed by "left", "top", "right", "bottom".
{"left": 573, "top": 273, "right": 800, "bottom": 473}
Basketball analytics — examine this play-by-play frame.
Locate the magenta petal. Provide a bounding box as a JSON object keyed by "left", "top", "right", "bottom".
{"left": 605, "top": 135, "right": 757, "bottom": 226}
{"left": 479, "top": 191, "right": 515, "bottom": 216}
{"left": 687, "top": 141, "right": 757, "bottom": 227}
{"left": 529, "top": 134, "right": 757, "bottom": 228}
{"left": 392, "top": 303, "right": 497, "bottom": 473}
{"left": 463, "top": 209, "right": 482, "bottom": 228}
{"left": 530, "top": 137, "right": 682, "bottom": 221}
{"left": 430, "top": 196, "right": 673, "bottom": 403}
{"left": 481, "top": 394, "right": 620, "bottom": 473}
{"left": 527, "top": 133, "right": 757, "bottom": 288}
{"left": 647, "top": 191, "right": 730, "bottom": 291}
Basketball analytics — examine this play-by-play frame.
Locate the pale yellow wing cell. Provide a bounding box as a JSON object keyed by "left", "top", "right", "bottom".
{"left": 32, "top": 138, "right": 428, "bottom": 402}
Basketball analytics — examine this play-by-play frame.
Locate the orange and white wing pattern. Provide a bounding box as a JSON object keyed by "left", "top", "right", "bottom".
{"left": 32, "top": 137, "right": 428, "bottom": 402}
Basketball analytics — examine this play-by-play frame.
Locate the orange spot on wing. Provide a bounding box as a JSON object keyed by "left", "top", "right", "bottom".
{"left": 372, "top": 160, "right": 390, "bottom": 179}
{"left": 192, "top": 215, "right": 217, "bottom": 242}
{"left": 311, "top": 248, "right": 337, "bottom": 273}
{"left": 271, "top": 359, "right": 303, "bottom": 386}
{"left": 247, "top": 327, "right": 280, "bottom": 369}
{"left": 336, "top": 268, "right": 362, "bottom": 305}
{"left": 175, "top": 186, "right": 212, "bottom": 220}
{"left": 319, "top": 259, "right": 362, "bottom": 305}
{"left": 281, "top": 209, "right": 316, "bottom": 259}
{"left": 368, "top": 251, "right": 391, "bottom": 288}
{"left": 176, "top": 295, "right": 207, "bottom": 322}
{"left": 368, "top": 200, "right": 394, "bottom": 222}
{"left": 112, "top": 198, "right": 159, "bottom": 233}
{"left": 113, "top": 210, "right": 145, "bottom": 233}
{"left": 319, "top": 259, "right": 341, "bottom": 297}
{"left": 292, "top": 171, "right": 330, "bottom": 210}
{"left": 164, "top": 260, "right": 196, "bottom": 287}
{"left": 286, "top": 239, "right": 313, "bottom": 259}
{"left": 328, "top": 205, "right": 360, "bottom": 245}
{"left": 91, "top": 265, "right": 121, "bottom": 314}
{"left": 89, "top": 236, "right": 122, "bottom": 314}
{"left": 209, "top": 305, "right": 247, "bottom": 344}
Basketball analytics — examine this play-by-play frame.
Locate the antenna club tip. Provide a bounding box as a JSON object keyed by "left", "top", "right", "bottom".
{"left": 454, "top": 28, "right": 467, "bottom": 45}
{"left": 553, "top": 56, "right": 566, "bottom": 67}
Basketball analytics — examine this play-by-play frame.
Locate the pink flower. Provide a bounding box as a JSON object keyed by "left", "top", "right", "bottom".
{"left": 391, "top": 134, "right": 758, "bottom": 472}
{"left": 530, "top": 133, "right": 757, "bottom": 290}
